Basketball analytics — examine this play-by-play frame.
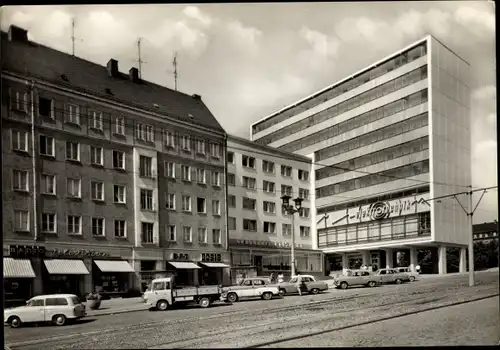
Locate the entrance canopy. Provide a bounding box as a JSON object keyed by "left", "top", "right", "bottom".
{"left": 94, "top": 260, "right": 135, "bottom": 273}
{"left": 199, "top": 262, "right": 230, "bottom": 268}
{"left": 168, "top": 261, "right": 201, "bottom": 269}
{"left": 3, "top": 258, "right": 36, "bottom": 278}
{"left": 44, "top": 259, "right": 89, "bottom": 275}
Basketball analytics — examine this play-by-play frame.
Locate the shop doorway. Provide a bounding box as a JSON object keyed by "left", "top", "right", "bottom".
{"left": 254, "top": 255, "right": 263, "bottom": 276}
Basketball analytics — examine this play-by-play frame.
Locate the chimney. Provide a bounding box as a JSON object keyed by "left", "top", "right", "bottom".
{"left": 8, "top": 25, "right": 28, "bottom": 43}
{"left": 129, "top": 67, "right": 140, "bottom": 83}
{"left": 106, "top": 59, "right": 119, "bottom": 77}
{"left": 192, "top": 94, "right": 201, "bottom": 100}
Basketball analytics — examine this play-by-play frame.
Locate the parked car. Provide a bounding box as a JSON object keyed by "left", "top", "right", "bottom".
{"left": 4, "top": 294, "right": 86, "bottom": 328}
{"left": 220, "top": 277, "right": 280, "bottom": 303}
{"left": 374, "top": 268, "right": 411, "bottom": 284}
{"left": 278, "top": 275, "right": 329, "bottom": 296}
{"left": 333, "top": 270, "right": 380, "bottom": 289}
{"left": 395, "top": 267, "right": 419, "bottom": 282}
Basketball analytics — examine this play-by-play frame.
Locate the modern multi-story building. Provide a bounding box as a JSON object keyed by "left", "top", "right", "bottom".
{"left": 227, "top": 135, "right": 322, "bottom": 281}
{"left": 251, "top": 35, "right": 471, "bottom": 275}
{"left": 2, "top": 25, "right": 230, "bottom": 302}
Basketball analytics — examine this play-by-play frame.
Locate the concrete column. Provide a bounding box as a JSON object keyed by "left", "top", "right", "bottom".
{"left": 154, "top": 260, "right": 165, "bottom": 279}
{"left": 193, "top": 268, "right": 199, "bottom": 286}
{"left": 459, "top": 247, "right": 467, "bottom": 273}
{"left": 129, "top": 259, "right": 141, "bottom": 290}
{"left": 32, "top": 258, "right": 44, "bottom": 296}
{"left": 409, "top": 247, "right": 418, "bottom": 272}
{"left": 341, "top": 253, "right": 349, "bottom": 270}
{"left": 362, "top": 251, "right": 370, "bottom": 266}
{"left": 438, "top": 246, "right": 447, "bottom": 275}
{"left": 83, "top": 258, "right": 93, "bottom": 295}
{"left": 385, "top": 249, "right": 393, "bottom": 268}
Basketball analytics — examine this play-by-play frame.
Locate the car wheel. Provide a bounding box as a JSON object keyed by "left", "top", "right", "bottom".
{"left": 310, "top": 288, "right": 319, "bottom": 295}
{"left": 340, "top": 282, "right": 349, "bottom": 290}
{"left": 278, "top": 289, "right": 286, "bottom": 297}
{"left": 395, "top": 278, "right": 402, "bottom": 284}
{"left": 9, "top": 316, "right": 21, "bottom": 328}
{"left": 410, "top": 276, "right": 415, "bottom": 282}
{"left": 199, "top": 297, "right": 211, "bottom": 308}
{"left": 227, "top": 292, "right": 238, "bottom": 303}
{"left": 367, "top": 281, "right": 376, "bottom": 288}
{"left": 156, "top": 300, "right": 169, "bottom": 311}
{"left": 53, "top": 314, "right": 66, "bottom": 326}
{"left": 262, "top": 292, "right": 273, "bottom": 300}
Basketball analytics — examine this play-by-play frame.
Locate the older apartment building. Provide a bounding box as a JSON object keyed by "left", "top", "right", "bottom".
{"left": 2, "top": 25, "right": 229, "bottom": 302}
{"left": 251, "top": 35, "right": 471, "bottom": 275}
{"left": 227, "top": 135, "right": 322, "bottom": 281}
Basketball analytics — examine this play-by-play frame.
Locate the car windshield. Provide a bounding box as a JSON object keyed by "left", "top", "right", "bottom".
{"left": 289, "top": 278, "right": 298, "bottom": 283}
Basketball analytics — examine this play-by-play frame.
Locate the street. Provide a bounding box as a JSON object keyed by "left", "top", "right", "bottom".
{"left": 4, "top": 270, "right": 499, "bottom": 349}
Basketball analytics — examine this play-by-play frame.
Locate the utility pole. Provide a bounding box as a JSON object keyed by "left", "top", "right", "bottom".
{"left": 173, "top": 52, "right": 178, "bottom": 91}
{"left": 136, "top": 37, "right": 147, "bottom": 79}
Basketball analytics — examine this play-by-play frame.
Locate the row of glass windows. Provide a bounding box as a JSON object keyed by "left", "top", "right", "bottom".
{"left": 316, "top": 136, "right": 429, "bottom": 180}
{"left": 281, "top": 87, "right": 428, "bottom": 153}
{"left": 315, "top": 111, "right": 429, "bottom": 162}
{"left": 316, "top": 159, "right": 430, "bottom": 198}
{"left": 256, "top": 65, "right": 428, "bottom": 146}
{"left": 252, "top": 43, "right": 427, "bottom": 134}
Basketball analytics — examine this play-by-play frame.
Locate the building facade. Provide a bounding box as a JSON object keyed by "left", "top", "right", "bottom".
{"left": 226, "top": 135, "right": 322, "bottom": 282}
{"left": 250, "top": 35, "right": 471, "bottom": 275}
{"left": 2, "top": 25, "right": 230, "bottom": 302}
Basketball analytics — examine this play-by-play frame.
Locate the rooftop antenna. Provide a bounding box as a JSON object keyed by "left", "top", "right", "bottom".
{"left": 70, "top": 18, "right": 83, "bottom": 56}
{"left": 173, "top": 52, "right": 178, "bottom": 91}
{"left": 136, "top": 37, "right": 147, "bottom": 79}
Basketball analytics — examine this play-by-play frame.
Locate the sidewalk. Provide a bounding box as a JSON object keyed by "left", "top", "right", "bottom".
{"left": 85, "top": 297, "right": 149, "bottom": 317}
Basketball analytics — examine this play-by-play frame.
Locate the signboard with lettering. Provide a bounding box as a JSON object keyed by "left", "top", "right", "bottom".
{"left": 9, "top": 245, "right": 46, "bottom": 258}
{"left": 201, "top": 253, "right": 222, "bottom": 263}
{"left": 170, "top": 253, "right": 190, "bottom": 261}
{"left": 326, "top": 193, "right": 431, "bottom": 228}
{"left": 52, "top": 248, "right": 110, "bottom": 258}
{"left": 229, "top": 239, "right": 311, "bottom": 249}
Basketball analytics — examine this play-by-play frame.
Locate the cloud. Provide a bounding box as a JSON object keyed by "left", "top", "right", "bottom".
{"left": 299, "top": 26, "right": 340, "bottom": 58}
{"left": 226, "top": 20, "right": 262, "bottom": 54}
{"left": 182, "top": 6, "right": 212, "bottom": 27}
{"left": 454, "top": 6, "right": 495, "bottom": 35}
{"left": 473, "top": 85, "right": 496, "bottom": 100}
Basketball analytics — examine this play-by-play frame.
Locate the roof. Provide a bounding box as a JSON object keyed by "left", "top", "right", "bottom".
{"left": 31, "top": 294, "right": 78, "bottom": 299}
{"left": 1, "top": 28, "right": 225, "bottom": 133}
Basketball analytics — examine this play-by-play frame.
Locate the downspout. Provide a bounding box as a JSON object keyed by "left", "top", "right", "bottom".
{"left": 223, "top": 134, "right": 230, "bottom": 284}
{"left": 29, "top": 80, "right": 38, "bottom": 241}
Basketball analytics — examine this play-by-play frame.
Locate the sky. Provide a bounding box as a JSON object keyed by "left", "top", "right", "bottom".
{"left": 1, "top": 2, "right": 497, "bottom": 224}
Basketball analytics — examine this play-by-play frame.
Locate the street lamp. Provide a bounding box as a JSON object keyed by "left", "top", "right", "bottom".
{"left": 281, "top": 195, "right": 303, "bottom": 277}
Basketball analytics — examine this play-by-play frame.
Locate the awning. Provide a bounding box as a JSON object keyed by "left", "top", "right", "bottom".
{"left": 200, "top": 262, "right": 231, "bottom": 268}
{"left": 94, "top": 260, "right": 135, "bottom": 273}
{"left": 44, "top": 259, "right": 89, "bottom": 275}
{"left": 3, "top": 258, "right": 36, "bottom": 278}
{"left": 168, "top": 261, "right": 201, "bottom": 269}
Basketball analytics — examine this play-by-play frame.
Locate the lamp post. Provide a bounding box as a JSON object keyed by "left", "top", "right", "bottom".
{"left": 281, "top": 195, "right": 303, "bottom": 277}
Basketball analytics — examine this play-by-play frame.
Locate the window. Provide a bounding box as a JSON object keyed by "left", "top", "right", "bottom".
{"left": 92, "top": 218, "right": 104, "bottom": 236}
{"left": 242, "top": 176, "right": 256, "bottom": 190}
{"left": 90, "top": 146, "right": 103, "bottom": 166}
{"left": 300, "top": 226, "right": 310, "bottom": 237}
{"left": 139, "top": 156, "right": 153, "bottom": 177}
{"left": 196, "top": 168, "right": 206, "bottom": 183}
{"left": 210, "top": 143, "right": 220, "bottom": 158}
{"left": 167, "top": 225, "right": 176, "bottom": 241}
{"left": 46, "top": 298, "right": 68, "bottom": 306}
{"left": 281, "top": 165, "right": 292, "bottom": 177}
{"left": 67, "top": 104, "right": 80, "bottom": 124}
{"left": 115, "top": 117, "right": 125, "bottom": 135}
{"left": 28, "top": 299, "right": 45, "bottom": 307}
{"left": 90, "top": 110, "right": 103, "bottom": 130}
{"left": 181, "top": 165, "right": 191, "bottom": 181}
{"left": 113, "top": 150, "right": 125, "bottom": 169}
{"left": 263, "top": 181, "right": 275, "bottom": 193}
{"left": 145, "top": 125, "right": 154, "bottom": 142}
{"left": 114, "top": 220, "right": 126, "bottom": 237}
{"left": 166, "top": 193, "right": 175, "bottom": 210}
{"left": 183, "top": 226, "right": 192, "bottom": 242}
{"left": 242, "top": 197, "right": 256, "bottom": 210}
{"left": 228, "top": 217, "right": 236, "bottom": 230}
{"left": 298, "top": 170, "right": 309, "bottom": 181}
{"left": 281, "top": 185, "right": 292, "bottom": 197}
{"left": 227, "top": 173, "right": 235, "bottom": 186}
{"left": 212, "top": 200, "right": 221, "bottom": 215}
{"left": 227, "top": 151, "right": 234, "bottom": 163}
{"left": 262, "top": 160, "right": 275, "bottom": 173}
{"left": 299, "top": 207, "right": 310, "bottom": 218}
{"left": 165, "top": 162, "right": 175, "bottom": 178}
{"left": 91, "top": 181, "right": 104, "bottom": 201}
{"left": 13, "top": 170, "right": 29, "bottom": 191}
{"left": 14, "top": 210, "right": 29, "bottom": 231}
{"left": 10, "top": 90, "right": 28, "bottom": 112}
{"left": 41, "top": 174, "right": 56, "bottom": 195}
{"left": 181, "top": 135, "right": 191, "bottom": 150}
{"left": 142, "top": 222, "right": 154, "bottom": 243}
{"left": 182, "top": 195, "right": 192, "bottom": 211}
{"left": 196, "top": 139, "right": 205, "bottom": 154}
{"left": 243, "top": 219, "right": 257, "bottom": 231}
{"left": 197, "top": 197, "right": 207, "bottom": 213}
{"left": 66, "top": 142, "right": 80, "bottom": 161}
{"left": 263, "top": 222, "right": 276, "bottom": 234}
{"left": 42, "top": 213, "right": 56, "bottom": 233}
{"left": 228, "top": 195, "right": 236, "bottom": 208}
{"left": 39, "top": 135, "right": 54, "bottom": 156}
{"left": 67, "top": 215, "right": 81, "bottom": 235}
{"left": 38, "top": 97, "right": 53, "bottom": 118}
{"left": 211, "top": 171, "right": 220, "bottom": 186}
{"left": 242, "top": 155, "right": 256, "bottom": 168}
{"left": 263, "top": 201, "right": 276, "bottom": 213}
{"left": 298, "top": 188, "right": 310, "bottom": 200}
{"left": 67, "top": 178, "right": 81, "bottom": 198}
{"left": 140, "top": 189, "right": 154, "bottom": 210}
{"left": 198, "top": 227, "right": 207, "bottom": 244}
{"left": 282, "top": 224, "right": 292, "bottom": 236}
{"left": 213, "top": 229, "right": 221, "bottom": 244}
{"left": 163, "top": 130, "right": 175, "bottom": 148}
{"left": 114, "top": 185, "right": 126, "bottom": 204}
{"left": 12, "top": 130, "right": 28, "bottom": 152}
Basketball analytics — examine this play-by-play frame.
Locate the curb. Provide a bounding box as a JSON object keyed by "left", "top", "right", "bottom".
{"left": 87, "top": 306, "right": 149, "bottom": 317}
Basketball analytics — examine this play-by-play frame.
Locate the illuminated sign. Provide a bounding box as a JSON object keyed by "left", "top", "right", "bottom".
{"left": 229, "top": 239, "right": 311, "bottom": 249}
{"left": 9, "top": 245, "right": 46, "bottom": 258}
{"left": 53, "top": 248, "right": 110, "bottom": 258}
{"left": 170, "top": 253, "right": 190, "bottom": 261}
{"left": 201, "top": 253, "right": 222, "bottom": 262}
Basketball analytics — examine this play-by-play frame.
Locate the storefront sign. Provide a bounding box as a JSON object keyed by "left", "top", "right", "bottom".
{"left": 9, "top": 245, "right": 45, "bottom": 258}
{"left": 171, "top": 253, "right": 190, "bottom": 261}
{"left": 201, "top": 253, "right": 222, "bottom": 262}
{"left": 52, "top": 248, "right": 110, "bottom": 258}
{"left": 229, "top": 239, "right": 310, "bottom": 249}
{"left": 326, "top": 193, "right": 431, "bottom": 228}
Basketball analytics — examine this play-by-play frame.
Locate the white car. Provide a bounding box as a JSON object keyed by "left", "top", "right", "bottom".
{"left": 4, "top": 294, "right": 86, "bottom": 328}
{"left": 221, "top": 277, "right": 280, "bottom": 302}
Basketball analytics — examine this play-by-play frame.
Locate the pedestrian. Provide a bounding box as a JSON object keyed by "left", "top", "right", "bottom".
{"left": 416, "top": 265, "right": 421, "bottom": 274}
{"left": 277, "top": 272, "right": 284, "bottom": 283}
{"left": 269, "top": 272, "right": 275, "bottom": 284}
{"left": 296, "top": 273, "right": 304, "bottom": 296}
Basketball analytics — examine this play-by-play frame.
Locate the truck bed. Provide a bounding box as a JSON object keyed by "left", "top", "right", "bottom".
{"left": 174, "top": 285, "right": 220, "bottom": 297}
